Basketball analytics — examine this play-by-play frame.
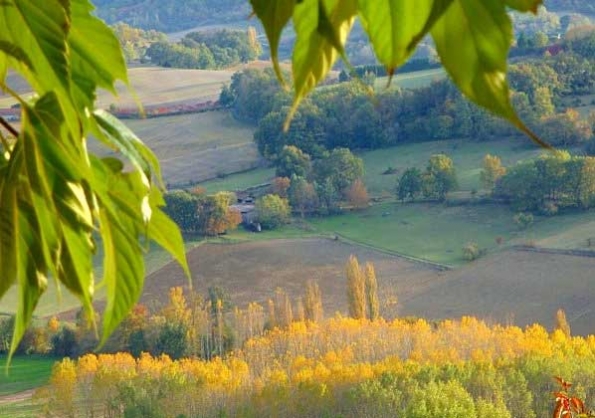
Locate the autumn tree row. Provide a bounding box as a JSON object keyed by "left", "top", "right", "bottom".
{"left": 36, "top": 313, "right": 589, "bottom": 418}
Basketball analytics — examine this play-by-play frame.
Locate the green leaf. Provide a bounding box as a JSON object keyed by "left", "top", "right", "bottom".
{"left": 69, "top": 0, "right": 128, "bottom": 109}
{"left": 93, "top": 110, "right": 163, "bottom": 186}
{"left": 504, "top": 0, "right": 542, "bottom": 13}
{"left": 288, "top": 0, "right": 357, "bottom": 129}
{"left": 431, "top": 0, "right": 549, "bottom": 147}
{"left": 92, "top": 158, "right": 147, "bottom": 344}
{"left": 148, "top": 188, "right": 191, "bottom": 279}
{"left": 21, "top": 94, "right": 96, "bottom": 312}
{"left": 10, "top": 198, "right": 48, "bottom": 361}
{"left": 249, "top": 0, "right": 295, "bottom": 85}
{"left": 0, "top": 165, "right": 17, "bottom": 300}
{"left": 0, "top": 41, "right": 33, "bottom": 69}
{"left": 0, "top": 1, "right": 70, "bottom": 95}
{"left": 357, "top": 0, "right": 452, "bottom": 74}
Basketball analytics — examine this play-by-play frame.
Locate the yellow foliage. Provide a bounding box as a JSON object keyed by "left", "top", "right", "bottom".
{"left": 38, "top": 314, "right": 595, "bottom": 417}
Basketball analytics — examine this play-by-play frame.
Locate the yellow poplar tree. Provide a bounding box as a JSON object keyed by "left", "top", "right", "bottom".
{"left": 304, "top": 280, "right": 324, "bottom": 323}
{"left": 480, "top": 154, "right": 507, "bottom": 190}
{"left": 346, "top": 255, "right": 366, "bottom": 320}
{"left": 364, "top": 262, "right": 380, "bottom": 321}
{"left": 555, "top": 308, "right": 571, "bottom": 338}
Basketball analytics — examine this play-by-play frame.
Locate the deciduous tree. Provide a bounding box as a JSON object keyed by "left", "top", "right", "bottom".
{"left": 481, "top": 154, "right": 507, "bottom": 191}
{"left": 397, "top": 168, "right": 423, "bottom": 201}
{"left": 346, "top": 255, "right": 366, "bottom": 320}
{"left": 275, "top": 145, "right": 312, "bottom": 178}
{"left": 255, "top": 194, "right": 291, "bottom": 229}
{"left": 288, "top": 175, "right": 319, "bottom": 218}
{"left": 422, "top": 154, "right": 458, "bottom": 201}
{"left": 346, "top": 179, "right": 369, "bottom": 209}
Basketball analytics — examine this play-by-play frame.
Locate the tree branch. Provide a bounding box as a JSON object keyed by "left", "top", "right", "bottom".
{"left": 0, "top": 115, "right": 18, "bottom": 138}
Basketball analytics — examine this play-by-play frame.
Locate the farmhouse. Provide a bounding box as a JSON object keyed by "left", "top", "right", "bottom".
{"left": 230, "top": 203, "right": 256, "bottom": 225}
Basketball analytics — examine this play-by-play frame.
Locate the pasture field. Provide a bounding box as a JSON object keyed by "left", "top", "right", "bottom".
{"left": 198, "top": 167, "right": 275, "bottom": 193}
{"left": 307, "top": 201, "right": 595, "bottom": 265}
{"left": 404, "top": 249, "right": 595, "bottom": 335}
{"left": 375, "top": 68, "right": 446, "bottom": 90}
{"left": 307, "top": 202, "right": 519, "bottom": 266}
{"left": 97, "top": 67, "right": 234, "bottom": 108}
{"left": 0, "top": 356, "right": 54, "bottom": 396}
{"left": 191, "top": 137, "right": 543, "bottom": 196}
{"left": 91, "top": 111, "right": 260, "bottom": 187}
{"left": 361, "top": 137, "right": 543, "bottom": 196}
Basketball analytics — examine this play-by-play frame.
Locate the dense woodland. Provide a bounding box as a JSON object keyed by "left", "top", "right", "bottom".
{"left": 221, "top": 31, "right": 595, "bottom": 163}
{"left": 94, "top": 0, "right": 248, "bottom": 31}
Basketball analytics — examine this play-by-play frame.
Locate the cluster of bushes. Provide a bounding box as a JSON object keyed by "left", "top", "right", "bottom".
{"left": 163, "top": 189, "right": 242, "bottom": 235}
{"left": 494, "top": 151, "right": 595, "bottom": 213}
{"left": 111, "top": 22, "right": 167, "bottom": 63}
{"left": 395, "top": 154, "right": 458, "bottom": 202}
{"left": 270, "top": 146, "right": 369, "bottom": 217}
{"left": 146, "top": 28, "right": 261, "bottom": 69}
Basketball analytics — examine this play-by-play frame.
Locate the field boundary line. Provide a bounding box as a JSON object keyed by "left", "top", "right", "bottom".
{"left": 512, "top": 245, "right": 595, "bottom": 258}
{"left": 330, "top": 232, "right": 453, "bottom": 271}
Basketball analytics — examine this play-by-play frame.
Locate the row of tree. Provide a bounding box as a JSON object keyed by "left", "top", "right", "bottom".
{"left": 38, "top": 313, "right": 581, "bottom": 417}
{"left": 95, "top": 0, "right": 249, "bottom": 32}
{"left": 222, "top": 31, "right": 595, "bottom": 160}
{"left": 146, "top": 28, "right": 261, "bottom": 69}
{"left": 396, "top": 154, "right": 458, "bottom": 202}
{"left": 494, "top": 151, "right": 595, "bottom": 212}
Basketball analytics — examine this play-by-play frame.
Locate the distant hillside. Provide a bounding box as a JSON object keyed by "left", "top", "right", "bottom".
{"left": 94, "top": 0, "right": 249, "bottom": 32}
{"left": 545, "top": 0, "right": 595, "bottom": 15}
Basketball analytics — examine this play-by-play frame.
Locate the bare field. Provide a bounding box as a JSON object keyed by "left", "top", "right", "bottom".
{"left": 90, "top": 111, "right": 261, "bottom": 186}
{"left": 404, "top": 249, "right": 595, "bottom": 335}
{"left": 96, "top": 67, "right": 234, "bottom": 108}
{"left": 0, "top": 67, "right": 235, "bottom": 109}
{"left": 143, "top": 238, "right": 440, "bottom": 316}
{"left": 146, "top": 239, "right": 595, "bottom": 335}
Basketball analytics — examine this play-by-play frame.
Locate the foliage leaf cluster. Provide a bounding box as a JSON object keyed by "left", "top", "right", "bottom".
{"left": 0, "top": 0, "right": 188, "bottom": 359}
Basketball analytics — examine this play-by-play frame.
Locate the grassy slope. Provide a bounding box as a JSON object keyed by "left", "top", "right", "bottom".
{"left": 90, "top": 111, "right": 259, "bottom": 187}
{"left": 375, "top": 68, "right": 446, "bottom": 90}
{"left": 0, "top": 356, "right": 54, "bottom": 396}
{"left": 361, "top": 138, "right": 542, "bottom": 195}
{"left": 97, "top": 66, "right": 235, "bottom": 108}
